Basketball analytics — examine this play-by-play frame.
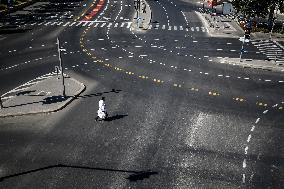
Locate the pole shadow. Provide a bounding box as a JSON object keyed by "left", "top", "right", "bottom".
{"left": 0, "top": 164, "right": 158, "bottom": 182}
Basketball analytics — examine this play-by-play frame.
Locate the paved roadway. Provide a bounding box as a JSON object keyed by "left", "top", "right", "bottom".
{"left": 0, "top": 0, "right": 283, "bottom": 188}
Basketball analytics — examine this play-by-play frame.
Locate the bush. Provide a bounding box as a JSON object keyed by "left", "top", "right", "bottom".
{"left": 252, "top": 27, "right": 270, "bottom": 33}
{"left": 0, "top": 4, "right": 7, "bottom": 10}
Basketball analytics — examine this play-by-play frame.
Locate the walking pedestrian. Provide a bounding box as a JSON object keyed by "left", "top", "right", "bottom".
{"left": 95, "top": 97, "right": 108, "bottom": 121}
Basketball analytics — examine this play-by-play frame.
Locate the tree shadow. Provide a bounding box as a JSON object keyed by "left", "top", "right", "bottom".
{"left": 76, "top": 89, "right": 122, "bottom": 99}
{"left": 105, "top": 114, "right": 128, "bottom": 122}
{"left": 42, "top": 95, "right": 69, "bottom": 105}
{"left": 0, "top": 164, "right": 158, "bottom": 182}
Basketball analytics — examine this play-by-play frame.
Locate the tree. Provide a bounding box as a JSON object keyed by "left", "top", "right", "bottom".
{"left": 267, "top": 0, "right": 284, "bottom": 26}
{"left": 232, "top": 0, "right": 269, "bottom": 18}
{"left": 232, "top": 0, "right": 284, "bottom": 29}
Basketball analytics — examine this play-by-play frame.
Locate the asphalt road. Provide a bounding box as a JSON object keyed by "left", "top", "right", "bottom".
{"left": 0, "top": 0, "right": 283, "bottom": 188}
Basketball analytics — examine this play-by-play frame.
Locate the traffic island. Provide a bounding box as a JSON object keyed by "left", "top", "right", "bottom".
{"left": 131, "top": 0, "right": 152, "bottom": 31}
{"left": 0, "top": 75, "right": 85, "bottom": 117}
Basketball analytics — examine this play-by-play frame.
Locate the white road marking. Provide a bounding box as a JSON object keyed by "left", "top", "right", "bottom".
{"left": 247, "top": 134, "right": 251, "bottom": 142}
{"left": 100, "top": 23, "right": 106, "bottom": 27}
{"left": 255, "top": 118, "right": 260, "bottom": 124}
{"left": 76, "top": 22, "right": 82, "bottom": 26}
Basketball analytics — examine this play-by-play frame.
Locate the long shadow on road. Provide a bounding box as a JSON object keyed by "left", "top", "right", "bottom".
{"left": 0, "top": 164, "right": 158, "bottom": 182}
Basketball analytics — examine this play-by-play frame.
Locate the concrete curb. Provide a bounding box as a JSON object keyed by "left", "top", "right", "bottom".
{"left": 0, "top": 77, "right": 86, "bottom": 118}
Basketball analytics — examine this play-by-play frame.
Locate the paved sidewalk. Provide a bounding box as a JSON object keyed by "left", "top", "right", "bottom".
{"left": 251, "top": 32, "right": 284, "bottom": 41}
{"left": 196, "top": 11, "right": 243, "bottom": 38}
{"left": 0, "top": 75, "right": 85, "bottom": 117}
{"left": 131, "top": 0, "right": 152, "bottom": 31}
{"left": 219, "top": 57, "right": 284, "bottom": 72}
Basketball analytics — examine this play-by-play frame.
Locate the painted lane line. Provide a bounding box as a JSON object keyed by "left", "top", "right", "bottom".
{"left": 243, "top": 159, "right": 247, "bottom": 168}
{"left": 247, "top": 134, "right": 251, "bottom": 142}
{"left": 245, "top": 146, "right": 249, "bottom": 154}
{"left": 255, "top": 118, "right": 260, "bottom": 124}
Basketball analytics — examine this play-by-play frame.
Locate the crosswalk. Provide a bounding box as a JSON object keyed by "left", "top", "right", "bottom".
{"left": 251, "top": 39, "right": 284, "bottom": 65}
{"left": 24, "top": 21, "right": 208, "bottom": 33}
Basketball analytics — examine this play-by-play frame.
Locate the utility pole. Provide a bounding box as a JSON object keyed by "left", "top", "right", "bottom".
{"left": 0, "top": 96, "right": 3, "bottom": 109}
{"left": 57, "top": 38, "right": 66, "bottom": 97}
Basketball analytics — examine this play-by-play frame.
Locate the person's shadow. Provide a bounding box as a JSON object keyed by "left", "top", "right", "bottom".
{"left": 105, "top": 114, "right": 128, "bottom": 122}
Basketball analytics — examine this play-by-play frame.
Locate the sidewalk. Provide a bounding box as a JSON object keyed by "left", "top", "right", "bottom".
{"left": 131, "top": 0, "right": 152, "bottom": 31}
{"left": 0, "top": 75, "right": 85, "bottom": 117}
{"left": 219, "top": 57, "right": 284, "bottom": 72}
{"left": 196, "top": 10, "right": 243, "bottom": 38}
{"left": 251, "top": 32, "right": 284, "bottom": 41}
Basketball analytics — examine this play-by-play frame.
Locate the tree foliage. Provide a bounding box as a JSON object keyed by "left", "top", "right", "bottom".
{"left": 232, "top": 0, "right": 284, "bottom": 18}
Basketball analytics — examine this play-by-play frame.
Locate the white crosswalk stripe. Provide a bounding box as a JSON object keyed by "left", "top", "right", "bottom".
{"left": 252, "top": 39, "right": 284, "bottom": 63}
{"left": 126, "top": 22, "right": 131, "bottom": 28}
{"left": 63, "top": 21, "right": 70, "bottom": 26}
{"left": 88, "top": 22, "right": 94, "bottom": 27}
{"left": 76, "top": 22, "right": 82, "bottom": 26}
{"left": 44, "top": 21, "right": 51, "bottom": 26}
{"left": 69, "top": 22, "right": 76, "bottom": 26}
{"left": 25, "top": 21, "right": 208, "bottom": 33}
{"left": 82, "top": 22, "right": 88, "bottom": 27}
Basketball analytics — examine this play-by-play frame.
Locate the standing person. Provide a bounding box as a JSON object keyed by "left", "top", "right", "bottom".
{"left": 96, "top": 97, "right": 108, "bottom": 121}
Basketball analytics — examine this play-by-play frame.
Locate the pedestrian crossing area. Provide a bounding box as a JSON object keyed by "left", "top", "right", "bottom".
{"left": 251, "top": 39, "right": 284, "bottom": 65}
{"left": 23, "top": 21, "right": 208, "bottom": 33}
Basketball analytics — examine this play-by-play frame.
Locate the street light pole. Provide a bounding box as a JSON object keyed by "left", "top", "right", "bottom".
{"left": 57, "top": 38, "right": 66, "bottom": 97}
{"left": 0, "top": 96, "right": 3, "bottom": 109}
